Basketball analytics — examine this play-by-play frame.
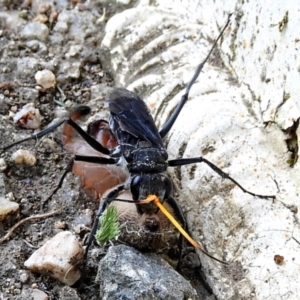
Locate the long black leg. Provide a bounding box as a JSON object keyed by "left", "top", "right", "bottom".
{"left": 74, "top": 155, "right": 117, "bottom": 165}
{"left": 164, "top": 197, "right": 227, "bottom": 265}
{"left": 43, "top": 155, "right": 117, "bottom": 209}
{"left": 1, "top": 118, "right": 67, "bottom": 152}
{"left": 2, "top": 117, "right": 110, "bottom": 155}
{"left": 84, "top": 185, "right": 125, "bottom": 258}
{"left": 164, "top": 196, "right": 186, "bottom": 269}
{"left": 168, "top": 157, "right": 275, "bottom": 199}
{"left": 42, "top": 158, "right": 74, "bottom": 209}
{"left": 159, "top": 14, "right": 232, "bottom": 138}
{"left": 164, "top": 196, "right": 186, "bottom": 228}
{"left": 43, "top": 153, "right": 118, "bottom": 210}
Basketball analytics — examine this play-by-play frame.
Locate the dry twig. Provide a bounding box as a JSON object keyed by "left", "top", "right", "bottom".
{"left": 0, "top": 210, "right": 61, "bottom": 244}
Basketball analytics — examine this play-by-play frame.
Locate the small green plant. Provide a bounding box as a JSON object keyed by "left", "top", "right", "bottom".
{"left": 95, "top": 206, "right": 120, "bottom": 246}
{"left": 53, "top": 98, "right": 66, "bottom": 107}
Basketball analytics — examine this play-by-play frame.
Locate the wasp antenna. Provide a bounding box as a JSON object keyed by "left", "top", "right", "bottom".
{"left": 185, "top": 13, "right": 232, "bottom": 94}
{"left": 108, "top": 198, "right": 140, "bottom": 204}
{"left": 194, "top": 244, "right": 229, "bottom": 265}
{"left": 141, "top": 195, "right": 228, "bottom": 265}
{"left": 160, "top": 13, "right": 232, "bottom": 138}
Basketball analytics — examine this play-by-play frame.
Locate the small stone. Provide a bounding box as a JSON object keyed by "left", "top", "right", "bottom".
{"left": 31, "top": 283, "right": 38, "bottom": 289}
{"left": 26, "top": 40, "right": 40, "bottom": 52}
{"left": 24, "top": 231, "right": 84, "bottom": 286}
{"left": 10, "top": 105, "right": 18, "bottom": 113}
{"left": 2, "top": 66, "right": 10, "bottom": 73}
{"left": 41, "top": 138, "right": 58, "bottom": 152}
{"left": 0, "top": 158, "right": 7, "bottom": 172}
{"left": 65, "top": 45, "right": 82, "bottom": 59}
{"left": 18, "top": 10, "right": 29, "bottom": 19}
{"left": 53, "top": 106, "right": 68, "bottom": 119}
{"left": 54, "top": 220, "right": 67, "bottom": 230}
{"left": 58, "top": 286, "right": 81, "bottom": 300}
{"left": 11, "top": 149, "right": 37, "bottom": 166}
{"left": 65, "top": 100, "right": 73, "bottom": 108}
{"left": 35, "top": 69, "right": 56, "bottom": 89}
{"left": 20, "top": 22, "right": 49, "bottom": 41}
{"left": 274, "top": 254, "right": 284, "bottom": 265}
{"left": 33, "top": 14, "right": 48, "bottom": 24}
{"left": 31, "top": 289, "right": 49, "bottom": 300}
{"left": 73, "top": 209, "right": 93, "bottom": 227}
{"left": 37, "top": 4, "right": 51, "bottom": 14}
{"left": 19, "top": 270, "right": 29, "bottom": 283}
{"left": 13, "top": 103, "right": 41, "bottom": 129}
{"left": 0, "top": 196, "right": 19, "bottom": 221}
{"left": 6, "top": 192, "right": 15, "bottom": 201}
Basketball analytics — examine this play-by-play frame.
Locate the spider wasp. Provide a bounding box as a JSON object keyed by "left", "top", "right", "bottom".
{"left": 1, "top": 14, "right": 275, "bottom": 265}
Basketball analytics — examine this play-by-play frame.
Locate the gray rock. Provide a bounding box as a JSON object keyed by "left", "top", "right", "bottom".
{"left": 96, "top": 245, "right": 197, "bottom": 300}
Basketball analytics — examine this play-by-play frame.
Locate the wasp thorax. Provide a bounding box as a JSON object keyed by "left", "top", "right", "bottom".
{"left": 128, "top": 148, "right": 168, "bottom": 173}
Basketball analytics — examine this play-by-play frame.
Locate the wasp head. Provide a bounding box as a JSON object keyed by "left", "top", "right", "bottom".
{"left": 130, "top": 174, "right": 172, "bottom": 214}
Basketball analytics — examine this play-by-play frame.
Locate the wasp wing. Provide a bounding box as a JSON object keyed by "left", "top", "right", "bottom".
{"left": 108, "top": 88, "right": 164, "bottom": 148}
{"left": 62, "top": 108, "right": 129, "bottom": 200}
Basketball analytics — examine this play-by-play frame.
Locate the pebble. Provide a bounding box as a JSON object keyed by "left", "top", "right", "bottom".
{"left": 31, "top": 283, "right": 38, "bottom": 289}
{"left": 54, "top": 220, "right": 67, "bottom": 230}
{"left": 19, "top": 270, "right": 29, "bottom": 283}
{"left": 31, "top": 289, "right": 49, "bottom": 300}
{"left": 0, "top": 158, "right": 7, "bottom": 172}
{"left": 24, "top": 231, "right": 84, "bottom": 286}
{"left": 13, "top": 103, "right": 41, "bottom": 129}
{"left": 73, "top": 209, "right": 93, "bottom": 227}
{"left": 35, "top": 69, "right": 56, "bottom": 89}
{"left": 19, "top": 22, "right": 49, "bottom": 41}
{"left": 11, "top": 149, "right": 37, "bottom": 166}
{"left": 0, "top": 196, "right": 19, "bottom": 221}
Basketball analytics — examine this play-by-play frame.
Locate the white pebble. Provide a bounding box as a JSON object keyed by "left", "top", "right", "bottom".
{"left": 35, "top": 69, "right": 56, "bottom": 89}
{"left": 24, "top": 231, "right": 84, "bottom": 286}
{"left": 11, "top": 149, "right": 37, "bottom": 166}
{"left": 13, "top": 103, "right": 41, "bottom": 129}
{"left": 19, "top": 270, "right": 29, "bottom": 283}
{"left": 31, "top": 289, "right": 49, "bottom": 300}
{"left": 0, "top": 158, "right": 7, "bottom": 171}
{"left": 0, "top": 196, "right": 19, "bottom": 221}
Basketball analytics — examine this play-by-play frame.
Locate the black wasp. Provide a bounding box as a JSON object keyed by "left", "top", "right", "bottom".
{"left": 2, "top": 14, "right": 275, "bottom": 264}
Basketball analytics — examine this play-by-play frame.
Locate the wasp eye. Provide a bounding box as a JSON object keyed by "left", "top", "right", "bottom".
{"left": 131, "top": 176, "right": 141, "bottom": 200}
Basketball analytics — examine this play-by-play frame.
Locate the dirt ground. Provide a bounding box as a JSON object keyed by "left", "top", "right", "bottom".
{"left": 0, "top": 1, "right": 213, "bottom": 299}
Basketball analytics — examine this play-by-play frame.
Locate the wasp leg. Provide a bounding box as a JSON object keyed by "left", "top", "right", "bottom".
{"left": 159, "top": 14, "right": 232, "bottom": 138}
{"left": 2, "top": 109, "right": 110, "bottom": 155}
{"left": 84, "top": 185, "right": 125, "bottom": 258}
{"left": 74, "top": 155, "right": 117, "bottom": 165}
{"left": 43, "top": 153, "right": 118, "bottom": 210}
{"left": 164, "top": 196, "right": 187, "bottom": 270}
{"left": 42, "top": 158, "right": 75, "bottom": 209}
{"left": 168, "top": 157, "right": 275, "bottom": 200}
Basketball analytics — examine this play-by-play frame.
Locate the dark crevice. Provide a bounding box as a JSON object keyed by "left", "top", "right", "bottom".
{"left": 285, "top": 118, "right": 299, "bottom": 167}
